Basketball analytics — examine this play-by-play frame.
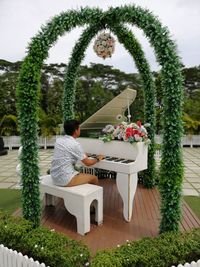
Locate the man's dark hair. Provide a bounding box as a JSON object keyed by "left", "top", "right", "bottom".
{"left": 64, "top": 120, "right": 80, "bottom": 136}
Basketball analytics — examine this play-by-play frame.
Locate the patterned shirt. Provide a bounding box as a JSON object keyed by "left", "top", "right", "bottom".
{"left": 50, "top": 135, "right": 86, "bottom": 186}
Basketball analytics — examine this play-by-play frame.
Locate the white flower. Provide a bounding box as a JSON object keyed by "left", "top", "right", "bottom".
{"left": 50, "top": 228, "right": 55, "bottom": 232}
{"left": 102, "top": 124, "right": 114, "bottom": 133}
{"left": 117, "top": 244, "right": 120, "bottom": 247}
{"left": 134, "top": 134, "right": 142, "bottom": 142}
{"left": 80, "top": 254, "right": 83, "bottom": 257}
{"left": 41, "top": 247, "right": 44, "bottom": 250}
{"left": 141, "top": 126, "right": 147, "bottom": 134}
{"left": 85, "top": 262, "right": 90, "bottom": 266}
{"left": 34, "top": 245, "right": 38, "bottom": 248}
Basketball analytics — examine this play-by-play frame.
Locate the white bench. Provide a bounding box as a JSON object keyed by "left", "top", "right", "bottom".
{"left": 40, "top": 175, "right": 103, "bottom": 235}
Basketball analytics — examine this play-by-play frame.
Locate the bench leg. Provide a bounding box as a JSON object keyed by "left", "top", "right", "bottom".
{"left": 45, "top": 193, "right": 56, "bottom": 206}
{"left": 64, "top": 199, "right": 90, "bottom": 235}
{"left": 76, "top": 208, "right": 90, "bottom": 235}
{"left": 93, "top": 199, "right": 103, "bottom": 226}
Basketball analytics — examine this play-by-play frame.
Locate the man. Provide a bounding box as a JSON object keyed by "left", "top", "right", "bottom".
{"left": 50, "top": 119, "right": 104, "bottom": 187}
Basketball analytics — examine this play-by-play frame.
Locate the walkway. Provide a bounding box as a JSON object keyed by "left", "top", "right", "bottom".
{"left": 0, "top": 148, "right": 200, "bottom": 196}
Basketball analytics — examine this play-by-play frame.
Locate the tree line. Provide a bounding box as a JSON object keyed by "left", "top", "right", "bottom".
{"left": 0, "top": 59, "right": 200, "bottom": 136}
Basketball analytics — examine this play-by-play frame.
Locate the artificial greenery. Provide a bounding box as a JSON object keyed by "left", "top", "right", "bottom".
{"left": 0, "top": 212, "right": 90, "bottom": 267}
{"left": 17, "top": 5, "right": 183, "bottom": 232}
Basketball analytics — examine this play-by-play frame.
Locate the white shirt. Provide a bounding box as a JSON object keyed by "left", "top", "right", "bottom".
{"left": 50, "top": 135, "right": 86, "bottom": 186}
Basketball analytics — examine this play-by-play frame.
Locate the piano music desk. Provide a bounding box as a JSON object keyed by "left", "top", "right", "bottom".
{"left": 78, "top": 137, "right": 148, "bottom": 222}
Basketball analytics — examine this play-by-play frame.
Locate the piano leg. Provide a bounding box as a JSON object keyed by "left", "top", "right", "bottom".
{"left": 116, "top": 173, "right": 138, "bottom": 222}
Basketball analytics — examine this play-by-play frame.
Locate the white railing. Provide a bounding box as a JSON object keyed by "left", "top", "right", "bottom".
{"left": 0, "top": 244, "right": 49, "bottom": 267}
{"left": 2, "top": 135, "right": 200, "bottom": 150}
{"left": 155, "top": 135, "right": 200, "bottom": 147}
{"left": 171, "top": 259, "right": 200, "bottom": 267}
{"left": 3, "top": 136, "right": 57, "bottom": 150}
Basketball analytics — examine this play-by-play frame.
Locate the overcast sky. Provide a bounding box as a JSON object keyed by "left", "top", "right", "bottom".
{"left": 0, "top": 0, "right": 199, "bottom": 73}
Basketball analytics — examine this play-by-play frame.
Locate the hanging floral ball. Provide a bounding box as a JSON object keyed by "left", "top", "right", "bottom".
{"left": 93, "top": 32, "right": 115, "bottom": 59}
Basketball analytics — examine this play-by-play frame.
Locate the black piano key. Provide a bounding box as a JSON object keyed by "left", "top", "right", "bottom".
{"left": 121, "top": 159, "right": 135, "bottom": 164}
{"left": 87, "top": 153, "right": 97, "bottom": 158}
{"left": 104, "top": 157, "right": 118, "bottom": 161}
{"left": 113, "top": 158, "right": 125, "bottom": 162}
{"left": 86, "top": 153, "right": 135, "bottom": 164}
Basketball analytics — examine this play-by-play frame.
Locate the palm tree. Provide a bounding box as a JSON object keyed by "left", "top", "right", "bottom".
{"left": 38, "top": 110, "right": 60, "bottom": 138}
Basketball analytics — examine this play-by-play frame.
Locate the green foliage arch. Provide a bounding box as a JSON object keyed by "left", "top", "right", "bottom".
{"left": 17, "top": 5, "right": 184, "bottom": 233}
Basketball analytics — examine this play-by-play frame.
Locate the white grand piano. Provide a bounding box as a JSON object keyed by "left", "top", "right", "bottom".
{"left": 78, "top": 88, "right": 148, "bottom": 222}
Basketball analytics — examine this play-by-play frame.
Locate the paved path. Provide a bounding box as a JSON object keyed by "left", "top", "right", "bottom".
{"left": 0, "top": 148, "right": 200, "bottom": 196}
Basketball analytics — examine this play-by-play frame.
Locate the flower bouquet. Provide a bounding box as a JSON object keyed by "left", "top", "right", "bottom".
{"left": 93, "top": 32, "right": 115, "bottom": 59}
{"left": 99, "top": 121, "right": 150, "bottom": 144}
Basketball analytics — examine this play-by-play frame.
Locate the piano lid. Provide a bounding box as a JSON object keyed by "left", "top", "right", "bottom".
{"left": 80, "top": 88, "right": 137, "bottom": 130}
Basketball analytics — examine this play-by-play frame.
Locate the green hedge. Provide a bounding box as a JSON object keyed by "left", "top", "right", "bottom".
{"left": 1, "top": 212, "right": 200, "bottom": 267}
{"left": 0, "top": 212, "right": 90, "bottom": 267}
{"left": 90, "top": 229, "right": 200, "bottom": 267}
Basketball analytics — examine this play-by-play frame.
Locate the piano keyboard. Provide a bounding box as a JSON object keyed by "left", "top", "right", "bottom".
{"left": 87, "top": 153, "right": 135, "bottom": 164}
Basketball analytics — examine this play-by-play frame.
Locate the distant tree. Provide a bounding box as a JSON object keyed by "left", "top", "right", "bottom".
{"left": 87, "top": 81, "right": 114, "bottom": 117}
{"left": 128, "top": 83, "right": 145, "bottom": 122}
{"left": 74, "top": 80, "right": 114, "bottom": 122}
{"left": 47, "top": 78, "right": 63, "bottom": 119}
{"left": 0, "top": 114, "right": 19, "bottom": 136}
{"left": 184, "top": 90, "right": 200, "bottom": 121}
{"left": 0, "top": 72, "right": 18, "bottom": 117}
{"left": 40, "top": 73, "right": 50, "bottom": 114}
{"left": 38, "top": 109, "right": 60, "bottom": 137}
{"left": 183, "top": 113, "right": 200, "bottom": 135}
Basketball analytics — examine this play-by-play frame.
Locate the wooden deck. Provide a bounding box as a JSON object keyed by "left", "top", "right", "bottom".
{"left": 41, "top": 179, "right": 200, "bottom": 254}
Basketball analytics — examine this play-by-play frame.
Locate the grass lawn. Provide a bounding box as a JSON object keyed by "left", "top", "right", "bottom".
{"left": 184, "top": 196, "right": 200, "bottom": 219}
{"left": 0, "top": 189, "right": 21, "bottom": 214}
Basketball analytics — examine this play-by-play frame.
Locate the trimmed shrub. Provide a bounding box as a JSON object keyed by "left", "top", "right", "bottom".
{"left": 90, "top": 229, "right": 200, "bottom": 267}
{"left": 0, "top": 212, "right": 90, "bottom": 267}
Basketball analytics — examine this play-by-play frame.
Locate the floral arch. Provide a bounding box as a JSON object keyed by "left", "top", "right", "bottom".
{"left": 17, "top": 5, "right": 184, "bottom": 233}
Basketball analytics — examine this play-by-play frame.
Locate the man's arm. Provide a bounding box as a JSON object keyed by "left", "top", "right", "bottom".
{"left": 82, "top": 155, "right": 104, "bottom": 166}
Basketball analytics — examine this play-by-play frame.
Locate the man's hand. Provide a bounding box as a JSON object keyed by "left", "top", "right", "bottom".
{"left": 82, "top": 154, "right": 104, "bottom": 166}
{"left": 96, "top": 155, "right": 105, "bottom": 161}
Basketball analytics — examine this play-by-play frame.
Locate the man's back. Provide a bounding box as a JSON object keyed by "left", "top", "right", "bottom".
{"left": 50, "top": 135, "right": 85, "bottom": 186}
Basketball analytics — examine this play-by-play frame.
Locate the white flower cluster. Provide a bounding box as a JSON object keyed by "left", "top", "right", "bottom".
{"left": 93, "top": 32, "right": 115, "bottom": 59}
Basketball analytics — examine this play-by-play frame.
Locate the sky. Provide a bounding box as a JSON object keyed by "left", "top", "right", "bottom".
{"left": 0, "top": 0, "right": 200, "bottom": 73}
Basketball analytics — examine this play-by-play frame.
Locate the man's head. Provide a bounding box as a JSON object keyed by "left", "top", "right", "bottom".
{"left": 64, "top": 120, "right": 80, "bottom": 137}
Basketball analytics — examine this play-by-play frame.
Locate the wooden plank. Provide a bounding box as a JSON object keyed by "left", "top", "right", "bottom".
{"left": 13, "top": 179, "right": 199, "bottom": 254}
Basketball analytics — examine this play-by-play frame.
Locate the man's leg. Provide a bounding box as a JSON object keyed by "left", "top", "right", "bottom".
{"left": 66, "top": 173, "right": 98, "bottom": 187}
